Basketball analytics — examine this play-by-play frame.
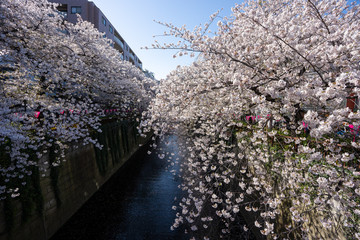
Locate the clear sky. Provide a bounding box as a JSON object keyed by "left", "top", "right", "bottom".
{"left": 90, "top": 0, "right": 359, "bottom": 80}
{"left": 90, "top": 0, "right": 240, "bottom": 80}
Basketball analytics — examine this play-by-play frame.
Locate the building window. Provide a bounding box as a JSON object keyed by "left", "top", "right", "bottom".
{"left": 57, "top": 4, "right": 68, "bottom": 17}
{"left": 109, "top": 25, "right": 113, "bottom": 34}
{"left": 102, "top": 16, "right": 106, "bottom": 26}
{"left": 71, "top": 6, "right": 81, "bottom": 14}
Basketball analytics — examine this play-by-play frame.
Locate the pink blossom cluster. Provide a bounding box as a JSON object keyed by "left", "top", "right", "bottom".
{"left": 141, "top": 0, "right": 360, "bottom": 239}
{"left": 0, "top": 0, "right": 154, "bottom": 200}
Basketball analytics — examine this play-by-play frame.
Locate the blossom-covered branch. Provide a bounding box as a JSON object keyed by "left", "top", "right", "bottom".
{"left": 142, "top": 0, "right": 360, "bottom": 239}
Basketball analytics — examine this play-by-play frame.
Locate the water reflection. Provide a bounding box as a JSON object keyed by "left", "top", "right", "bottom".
{"left": 50, "top": 135, "right": 187, "bottom": 240}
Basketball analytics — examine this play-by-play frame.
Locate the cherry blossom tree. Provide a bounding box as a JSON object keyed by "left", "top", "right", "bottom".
{"left": 0, "top": 0, "right": 153, "bottom": 200}
{"left": 142, "top": 0, "right": 360, "bottom": 239}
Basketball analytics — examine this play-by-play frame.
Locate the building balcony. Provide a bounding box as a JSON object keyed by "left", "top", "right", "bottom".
{"left": 113, "top": 35, "right": 124, "bottom": 50}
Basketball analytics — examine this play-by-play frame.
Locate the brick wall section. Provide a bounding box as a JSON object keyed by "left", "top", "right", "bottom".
{"left": 0, "top": 122, "right": 152, "bottom": 240}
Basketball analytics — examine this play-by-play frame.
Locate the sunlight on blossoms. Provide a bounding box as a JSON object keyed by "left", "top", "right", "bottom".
{"left": 140, "top": 0, "right": 360, "bottom": 239}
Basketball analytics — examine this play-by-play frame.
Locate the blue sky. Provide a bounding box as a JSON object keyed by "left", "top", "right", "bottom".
{"left": 91, "top": 0, "right": 360, "bottom": 80}
{"left": 91, "top": 0, "right": 240, "bottom": 80}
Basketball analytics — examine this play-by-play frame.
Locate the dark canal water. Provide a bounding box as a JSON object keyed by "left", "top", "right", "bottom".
{"left": 50, "top": 135, "right": 257, "bottom": 240}
{"left": 50, "top": 135, "right": 187, "bottom": 240}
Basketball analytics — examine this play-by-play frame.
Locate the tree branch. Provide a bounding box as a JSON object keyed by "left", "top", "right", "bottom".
{"left": 307, "top": 0, "right": 331, "bottom": 34}
{"left": 248, "top": 17, "right": 329, "bottom": 87}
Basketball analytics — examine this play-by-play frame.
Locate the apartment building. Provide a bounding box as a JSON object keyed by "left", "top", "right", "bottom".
{"left": 49, "top": 0, "right": 143, "bottom": 69}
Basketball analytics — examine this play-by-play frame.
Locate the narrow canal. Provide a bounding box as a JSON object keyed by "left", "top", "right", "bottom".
{"left": 50, "top": 135, "right": 187, "bottom": 240}
{"left": 50, "top": 135, "right": 257, "bottom": 240}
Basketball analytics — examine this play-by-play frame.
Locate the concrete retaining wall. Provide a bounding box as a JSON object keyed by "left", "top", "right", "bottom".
{"left": 0, "top": 121, "right": 151, "bottom": 240}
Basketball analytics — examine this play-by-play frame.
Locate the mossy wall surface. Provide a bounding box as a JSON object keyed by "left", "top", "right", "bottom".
{"left": 0, "top": 121, "right": 151, "bottom": 240}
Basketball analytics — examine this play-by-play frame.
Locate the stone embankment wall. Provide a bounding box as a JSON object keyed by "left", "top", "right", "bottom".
{"left": 0, "top": 120, "right": 151, "bottom": 240}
